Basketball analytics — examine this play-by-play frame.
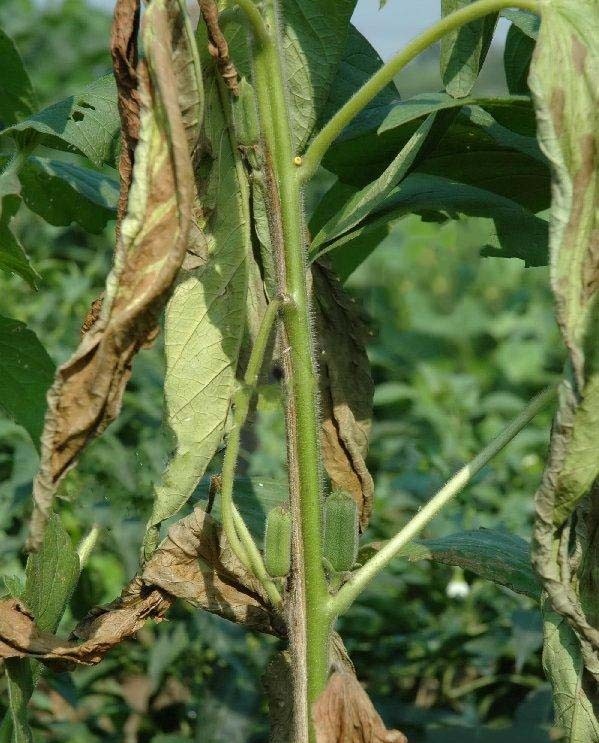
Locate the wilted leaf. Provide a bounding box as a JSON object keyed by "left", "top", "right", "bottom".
{"left": 27, "top": 0, "right": 197, "bottom": 550}
{"left": 313, "top": 670, "right": 407, "bottom": 743}
{"left": 0, "top": 587, "right": 171, "bottom": 666}
{"left": 17, "top": 156, "right": 118, "bottom": 233}
{"left": 313, "top": 262, "right": 374, "bottom": 529}
{"left": 1, "top": 75, "right": 119, "bottom": 168}
{"left": 440, "top": 0, "right": 498, "bottom": 98}
{"left": 542, "top": 607, "right": 599, "bottom": 743}
{"left": 279, "top": 0, "right": 357, "bottom": 151}
{"left": 529, "top": 0, "right": 599, "bottom": 725}
{"left": 143, "top": 54, "right": 247, "bottom": 557}
{"left": 110, "top": 0, "right": 140, "bottom": 227}
{"left": 0, "top": 28, "right": 37, "bottom": 126}
{"left": 142, "top": 505, "right": 281, "bottom": 635}
{"left": 0, "top": 315, "right": 54, "bottom": 447}
{"left": 0, "top": 165, "right": 39, "bottom": 288}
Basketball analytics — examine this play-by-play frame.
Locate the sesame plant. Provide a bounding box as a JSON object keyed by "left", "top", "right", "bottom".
{"left": 0, "top": 0, "right": 597, "bottom": 741}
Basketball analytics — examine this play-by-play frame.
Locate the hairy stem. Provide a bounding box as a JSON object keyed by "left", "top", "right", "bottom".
{"left": 220, "top": 298, "right": 284, "bottom": 608}
{"left": 329, "top": 385, "right": 556, "bottom": 618}
{"left": 298, "top": 0, "right": 541, "bottom": 180}
{"left": 249, "top": 0, "right": 330, "bottom": 731}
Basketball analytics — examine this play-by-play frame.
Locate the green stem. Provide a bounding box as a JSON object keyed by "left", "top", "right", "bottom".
{"left": 329, "top": 385, "right": 556, "bottom": 618}
{"left": 298, "top": 0, "right": 541, "bottom": 181}
{"left": 250, "top": 0, "right": 330, "bottom": 718}
{"left": 220, "top": 298, "right": 284, "bottom": 608}
{"left": 234, "top": 0, "right": 271, "bottom": 44}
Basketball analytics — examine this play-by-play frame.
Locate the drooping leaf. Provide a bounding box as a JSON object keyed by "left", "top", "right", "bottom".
{"left": 142, "top": 506, "right": 281, "bottom": 634}
{"left": 312, "top": 115, "right": 437, "bottom": 251}
{"left": 0, "top": 315, "right": 54, "bottom": 447}
{"left": 542, "top": 608, "right": 599, "bottom": 743}
{"left": 528, "top": 0, "right": 599, "bottom": 722}
{"left": 110, "top": 0, "right": 141, "bottom": 228}
{"left": 318, "top": 24, "right": 399, "bottom": 136}
{"left": 0, "top": 28, "right": 37, "bottom": 127}
{"left": 3, "top": 659, "right": 33, "bottom": 743}
{"left": 504, "top": 22, "right": 536, "bottom": 95}
{"left": 27, "top": 0, "right": 197, "bottom": 551}
{"left": 313, "top": 262, "right": 374, "bottom": 529}
{"left": 313, "top": 669, "right": 407, "bottom": 743}
{"left": 0, "top": 166, "right": 38, "bottom": 288}
{"left": 17, "top": 156, "right": 118, "bottom": 233}
{"left": 440, "top": 0, "right": 498, "bottom": 98}
{"left": 143, "top": 70, "right": 247, "bottom": 557}
{"left": 279, "top": 0, "right": 357, "bottom": 151}
{"left": 1, "top": 74, "right": 120, "bottom": 168}
{"left": 314, "top": 174, "right": 549, "bottom": 275}
{"left": 501, "top": 8, "right": 540, "bottom": 39}
{"left": 325, "top": 92, "right": 536, "bottom": 186}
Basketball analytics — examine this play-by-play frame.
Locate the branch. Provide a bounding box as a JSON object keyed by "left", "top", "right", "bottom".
{"left": 234, "top": 0, "right": 271, "bottom": 46}
{"left": 219, "top": 298, "right": 284, "bottom": 608}
{"left": 298, "top": 0, "right": 541, "bottom": 181}
{"left": 328, "top": 385, "right": 556, "bottom": 618}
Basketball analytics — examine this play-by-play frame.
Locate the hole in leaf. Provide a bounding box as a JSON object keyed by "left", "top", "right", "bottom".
{"left": 77, "top": 100, "right": 96, "bottom": 110}
{"left": 71, "top": 110, "right": 85, "bottom": 122}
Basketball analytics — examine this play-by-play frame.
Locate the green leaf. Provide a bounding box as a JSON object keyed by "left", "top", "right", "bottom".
{"left": 312, "top": 115, "right": 437, "bottom": 250}
{"left": 504, "top": 23, "right": 536, "bottom": 95}
{"left": 407, "top": 528, "right": 541, "bottom": 599}
{"left": 3, "top": 514, "right": 79, "bottom": 743}
{"left": 0, "top": 315, "right": 55, "bottom": 447}
{"left": 542, "top": 608, "right": 599, "bottom": 742}
{"left": 501, "top": 9, "right": 540, "bottom": 40}
{"left": 0, "top": 166, "right": 39, "bottom": 288}
{"left": 280, "top": 0, "right": 357, "bottom": 151}
{"left": 1, "top": 74, "right": 119, "bottom": 167}
{"left": 22, "top": 512, "right": 80, "bottom": 633}
{"left": 314, "top": 173, "right": 549, "bottom": 273}
{"left": 18, "top": 156, "right": 118, "bottom": 233}
{"left": 325, "top": 92, "right": 536, "bottom": 186}
{"left": 318, "top": 24, "right": 399, "bottom": 136}
{"left": 440, "top": 0, "right": 498, "bottom": 98}
{"left": 143, "top": 71, "right": 248, "bottom": 557}
{"left": 414, "top": 110, "right": 550, "bottom": 212}
{"left": 0, "top": 28, "right": 37, "bottom": 126}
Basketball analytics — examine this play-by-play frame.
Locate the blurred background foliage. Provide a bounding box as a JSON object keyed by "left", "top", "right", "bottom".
{"left": 0, "top": 1, "right": 563, "bottom": 741}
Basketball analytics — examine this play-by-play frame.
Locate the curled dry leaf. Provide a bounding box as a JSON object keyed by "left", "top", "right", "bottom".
{"left": 313, "top": 670, "right": 407, "bottom": 743}
{"left": 142, "top": 505, "right": 283, "bottom": 635}
{"left": 198, "top": 0, "right": 239, "bottom": 94}
{"left": 0, "top": 582, "right": 171, "bottom": 667}
{"left": 313, "top": 261, "right": 374, "bottom": 530}
{"left": 27, "top": 0, "right": 199, "bottom": 551}
{"left": 110, "top": 0, "right": 141, "bottom": 229}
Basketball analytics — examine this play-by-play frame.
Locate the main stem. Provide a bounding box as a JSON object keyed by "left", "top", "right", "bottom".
{"left": 299, "top": 0, "right": 541, "bottom": 180}
{"left": 249, "top": 0, "right": 330, "bottom": 725}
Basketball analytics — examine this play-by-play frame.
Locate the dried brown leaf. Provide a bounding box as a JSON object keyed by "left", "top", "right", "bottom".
{"left": 27, "top": 0, "right": 196, "bottom": 550}
{"left": 313, "top": 262, "right": 374, "bottom": 529}
{"left": 198, "top": 0, "right": 239, "bottom": 94}
{"left": 313, "top": 670, "right": 407, "bottom": 743}
{"left": 111, "top": 0, "right": 141, "bottom": 229}
{"left": 0, "top": 583, "right": 171, "bottom": 667}
{"left": 142, "top": 505, "right": 283, "bottom": 635}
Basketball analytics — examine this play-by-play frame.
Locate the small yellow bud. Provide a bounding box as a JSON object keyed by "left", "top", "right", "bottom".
{"left": 293, "top": 156, "right": 302, "bottom": 166}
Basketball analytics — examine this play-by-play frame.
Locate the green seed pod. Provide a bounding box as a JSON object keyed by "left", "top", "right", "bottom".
{"left": 264, "top": 505, "right": 292, "bottom": 578}
{"left": 231, "top": 78, "right": 262, "bottom": 169}
{"left": 323, "top": 491, "right": 359, "bottom": 573}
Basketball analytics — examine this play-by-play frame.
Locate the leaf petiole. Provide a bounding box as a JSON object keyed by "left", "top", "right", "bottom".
{"left": 328, "top": 385, "right": 556, "bottom": 618}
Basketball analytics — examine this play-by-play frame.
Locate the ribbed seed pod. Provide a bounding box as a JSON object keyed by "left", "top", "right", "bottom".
{"left": 264, "top": 505, "right": 292, "bottom": 578}
{"left": 323, "top": 491, "right": 359, "bottom": 573}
